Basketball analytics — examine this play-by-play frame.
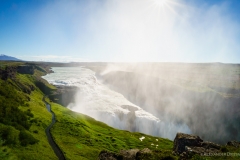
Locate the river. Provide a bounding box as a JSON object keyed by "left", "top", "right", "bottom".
{"left": 42, "top": 67, "right": 191, "bottom": 140}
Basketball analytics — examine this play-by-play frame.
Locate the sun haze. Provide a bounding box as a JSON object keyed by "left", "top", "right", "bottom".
{"left": 0, "top": 0, "right": 240, "bottom": 63}
{"left": 153, "top": 0, "right": 168, "bottom": 7}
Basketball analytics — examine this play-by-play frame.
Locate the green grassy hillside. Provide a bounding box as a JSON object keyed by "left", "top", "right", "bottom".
{"left": 50, "top": 102, "right": 174, "bottom": 159}
{"left": 0, "top": 62, "right": 175, "bottom": 160}
{"left": 0, "top": 62, "right": 239, "bottom": 160}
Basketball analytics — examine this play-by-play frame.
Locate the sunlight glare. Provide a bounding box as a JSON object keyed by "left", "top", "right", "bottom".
{"left": 153, "top": 0, "right": 168, "bottom": 7}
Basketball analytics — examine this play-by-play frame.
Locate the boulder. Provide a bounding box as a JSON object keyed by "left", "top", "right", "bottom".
{"left": 173, "top": 133, "right": 222, "bottom": 159}
{"left": 173, "top": 133, "right": 203, "bottom": 154}
{"left": 98, "top": 148, "right": 151, "bottom": 160}
{"left": 98, "top": 150, "right": 123, "bottom": 160}
{"left": 136, "top": 148, "right": 152, "bottom": 159}
{"left": 185, "top": 146, "right": 220, "bottom": 155}
{"left": 119, "top": 149, "right": 139, "bottom": 160}
{"left": 227, "top": 141, "right": 240, "bottom": 148}
{"left": 201, "top": 141, "right": 221, "bottom": 150}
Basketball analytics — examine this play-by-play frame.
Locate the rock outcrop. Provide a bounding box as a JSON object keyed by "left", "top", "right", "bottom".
{"left": 136, "top": 148, "right": 152, "bottom": 158}
{"left": 98, "top": 148, "right": 151, "bottom": 160}
{"left": 1, "top": 64, "right": 48, "bottom": 79}
{"left": 0, "top": 66, "right": 17, "bottom": 80}
{"left": 120, "top": 105, "right": 138, "bottom": 131}
{"left": 173, "top": 133, "right": 203, "bottom": 154}
{"left": 98, "top": 150, "right": 123, "bottom": 160}
{"left": 119, "top": 149, "right": 139, "bottom": 160}
{"left": 48, "top": 85, "right": 78, "bottom": 107}
{"left": 227, "top": 141, "right": 240, "bottom": 148}
{"left": 173, "top": 133, "right": 222, "bottom": 159}
{"left": 17, "top": 65, "right": 34, "bottom": 74}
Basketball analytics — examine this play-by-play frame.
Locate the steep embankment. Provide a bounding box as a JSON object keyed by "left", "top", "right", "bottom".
{"left": 48, "top": 101, "right": 175, "bottom": 159}
{"left": 101, "top": 70, "right": 240, "bottom": 144}
{"left": 0, "top": 63, "right": 58, "bottom": 159}
{"left": 0, "top": 62, "right": 175, "bottom": 159}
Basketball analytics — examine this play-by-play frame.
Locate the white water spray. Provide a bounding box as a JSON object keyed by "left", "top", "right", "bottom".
{"left": 43, "top": 67, "right": 191, "bottom": 140}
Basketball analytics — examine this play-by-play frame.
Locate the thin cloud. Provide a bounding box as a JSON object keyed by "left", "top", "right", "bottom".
{"left": 18, "top": 55, "right": 90, "bottom": 62}
{"left": 20, "top": 0, "right": 240, "bottom": 62}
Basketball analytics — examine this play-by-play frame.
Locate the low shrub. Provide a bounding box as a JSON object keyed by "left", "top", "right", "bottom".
{"left": 0, "top": 124, "right": 19, "bottom": 145}
{"left": 19, "top": 130, "right": 39, "bottom": 146}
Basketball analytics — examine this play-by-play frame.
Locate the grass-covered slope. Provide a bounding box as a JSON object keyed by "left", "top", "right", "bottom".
{"left": 0, "top": 62, "right": 239, "bottom": 160}
{"left": 50, "top": 102, "right": 174, "bottom": 160}
{"left": 0, "top": 63, "right": 57, "bottom": 159}
{"left": 0, "top": 62, "right": 175, "bottom": 160}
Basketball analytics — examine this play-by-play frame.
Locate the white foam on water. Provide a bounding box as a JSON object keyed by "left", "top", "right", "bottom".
{"left": 42, "top": 67, "right": 191, "bottom": 140}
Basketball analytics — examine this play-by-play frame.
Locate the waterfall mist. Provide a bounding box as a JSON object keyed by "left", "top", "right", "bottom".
{"left": 43, "top": 66, "right": 192, "bottom": 140}
{"left": 97, "top": 63, "right": 240, "bottom": 144}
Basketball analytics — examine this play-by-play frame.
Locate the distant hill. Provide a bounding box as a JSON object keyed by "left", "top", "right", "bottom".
{"left": 0, "top": 54, "right": 22, "bottom": 61}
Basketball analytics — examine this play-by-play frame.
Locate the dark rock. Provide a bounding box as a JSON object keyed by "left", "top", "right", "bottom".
{"left": 119, "top": 149, "right": 139, "bottom": 160}
{"left": 179, "top": 151, "right": 187, "bottom": 159}
{"left": 35, "top": 80, "right": 54, "bottom": 95}
{"left": 0, "top": 66, "right": 17, "bottom": 80}
{"left": 98, "top": 150, "right": 123, "bottom": 160}
{"left": 138, "top": 148, "right": 151, "bottom": 154}
{"left": 173, "top": 133, "right": 223, "bottom": 159}
{"left": 136, "top": 148, "right": 151, "bottom": 160}
{"left": 49, "top": 70, "right": 54, "bottom": 73}
{"left": 227, "top": 141, "right": 240, "bottom": 148}
{"left": 186, "top": 146, "right": 220, "bottom": 155}
{"left": 98, "top": 148, "right": 152, "bottom": 160}
{"left": 173, "top": 133, "right": 203, "bottom": 154}
{"left": 48, "top": 86, "right": 78, "bottom": 107}
{"left": 201, "top": 141, "right": 221, "bottom": 150}
{"left": 30, "top": 85, "right": 35, "bottom": 91}
{"left": 185, "top": 146, "right": 204, "bottom": 154}
{"left": 17, "top": 65, "right": 34, "bottom": 74}
{"left": 119, "top": 105, "right": 139, "bottom": 131}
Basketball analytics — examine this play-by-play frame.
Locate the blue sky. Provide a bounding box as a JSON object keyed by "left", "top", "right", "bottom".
{"left": 0, "top": 0, "right": 240, "bottom": 63}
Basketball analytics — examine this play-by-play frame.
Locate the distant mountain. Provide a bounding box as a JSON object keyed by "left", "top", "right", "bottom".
{"left": 0, "top": 54, "right": 22, "bottom": 61}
